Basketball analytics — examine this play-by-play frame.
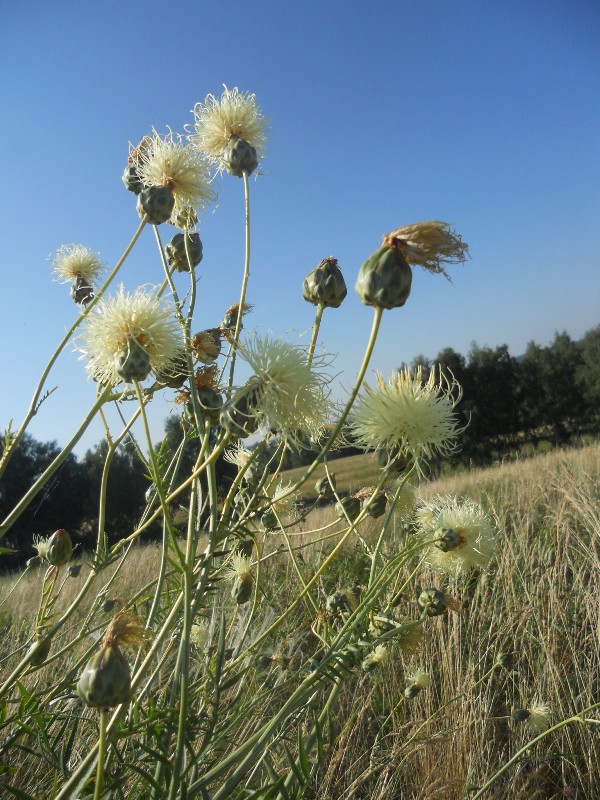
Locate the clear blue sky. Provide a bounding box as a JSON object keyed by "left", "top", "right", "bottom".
{"left": 1, "top": 0, "right": 598, "bottom": 456}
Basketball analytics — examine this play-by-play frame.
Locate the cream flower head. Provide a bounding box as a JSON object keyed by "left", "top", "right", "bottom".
{"left": 233, "top": 334, "right": 331, "bottom": 447}
{"left": 417, "top": 496, "right": 496, "bottom": 575}
{"left": 51, "top": 244, "right": 104, "bottom": 284}
{"left": 527, "top": 701, "right": 552, "bottom": 733}
{"left": 349, "top": 367, "right": 464, "bottom": 468}
{"left": 77, "top": 285, "right": 183, "bottom": 385}
{"left": 135, "top": 129, "right": 216, "bottom": 223}
{"left": 382, "top": 221, "right": 468, "bottom": 277}
{"left": 269, "top": 481, "right": 296, "bottom": 515}
{"left": 223, "top": 441, "right": 253, "bottom": 470}
{"left": 191, "top": 86, "right": 267, "bottom": 173}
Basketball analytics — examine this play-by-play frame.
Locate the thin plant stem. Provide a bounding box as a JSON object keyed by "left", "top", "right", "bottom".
{"left": 227, "top": 170, "right": 251, "bottom": 387}
{"left": 469, "top": 702, "right": 600, "bottom": 800}
{"left": 307, "top": 302, "right": 324, "bottom": 368}
{"left": 93, "top": 709, "right": 108, "bottom": 800}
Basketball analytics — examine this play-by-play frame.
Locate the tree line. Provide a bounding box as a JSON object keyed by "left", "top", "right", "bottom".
{"left": 1, "top": 326, "right": 598, "bottom": 567}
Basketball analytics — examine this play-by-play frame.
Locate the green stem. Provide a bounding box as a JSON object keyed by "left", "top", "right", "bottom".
{"left": 307, "top": 302, "right": 325, "bottom": 368}
{"left": 280, "top": 305, "right": 384, "bottom": 503}
{"left": 227, "top": 170, "right": 251, "bottom": 388}
{"left": 470, "top": 702, "right": 600, "bottom": 800}
{"left": 0, "top": 385, "right": 112, "bottom": 540}
{"left": 93, "top": 709, "right": 108, "bottom": 800}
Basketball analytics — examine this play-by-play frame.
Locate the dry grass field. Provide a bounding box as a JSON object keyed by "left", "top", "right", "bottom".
{"left": 1, "top": 443, "right": 599, "bottom": 798}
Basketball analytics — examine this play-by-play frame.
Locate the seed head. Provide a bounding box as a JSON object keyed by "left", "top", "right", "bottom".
{"left": 382, "top": 221, "right": 468, "bottom": 277}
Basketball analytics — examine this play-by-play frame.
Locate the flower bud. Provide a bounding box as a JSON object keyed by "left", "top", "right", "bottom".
{"left": 417, "top": 588, "right": 449, "bottom": 617}
{"left": 434, "top": 528, "right": 462, "bottom": 553}
{"left": 102, "top": 599, "right": 119, "bottom": 613}
{"left": 375, "top": 447, "right": 411, "bottom": 475}
{"left": 122, "top": 163, "right": 144, "bottom": 195}
{"left": 68, "top": 564, "right": 82, "bottom": 578}
{"left": 70, "top": 276, "right": 94, "bottom": 305}
{"left": 220, "top": 384, "right": 263, "bottom": 439}
{"left": 46, "top": 529, "right": 72, "bottom": 567}
{"left": 365, "top": 492, "right": 387, "bottom": 519}
{"left": 28, "top": 636, "right": 52, "bottom": 667}
{"left": 495, "top": 651, "right": 513, "bottom": 669}
{"left": 232, "top": 572, "right": 253, "bottom": 604}
{"left": 115, "top": 337, "right": 151, "bottom": 382}
{"left": 155, "top": 350, "right": 189, "bottom": 389}
{"left": 195, "top": 388, "right": 224, "bottom": 426}
{"left": 136, "top": 185, "right": 175, "bottom": 225}
{"left": 261, "top": 510, "right": 278, "bottom": 530}
{"left": 326, "top": 591, "right": 351, "bottom": 616}
{"left": 222, "top": 137, "right": 258, "bottom": 177}
{"left": 76, "top": 644, "right": 132, "bottom": 708}
{"left": 355, "top": 244, "right": 412, "bottom": 309}
{"left": 220, "top": 303, "right": 252, "bottom": 334}
{"left": 191, "top": 329, "right": 222, "bottom": 363}
{"left": 335, "top": 496, "right": 360, "bottom": 521}
{"left": 302, "top": 257, "right": 347, "bottom": 309}
{"left": 315, "top": 474, "right": 336, "bottom": 498}
{"left": 26, "top": 556, "right": 43, "bottom": 570}
{"left": 512, "top": 708, "right": 530, "bottom": 724}
{"left": 165, "top": 232, "right": 203, "bottom": 273}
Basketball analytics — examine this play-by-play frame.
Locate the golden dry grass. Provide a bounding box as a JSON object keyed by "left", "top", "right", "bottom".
{"left": 1, "top": 443, "right": 598, "bottom": 798}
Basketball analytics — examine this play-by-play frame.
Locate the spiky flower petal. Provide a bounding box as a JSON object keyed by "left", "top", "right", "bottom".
{"left": 191, "top": 86, "right": 267, "bottom": 174}
{"left": 362, "top": 644, "right": 388, "bottom": 672}
{"left": 269, "top": 481, "right": 296, "bottom": 515}
{"left": 234, "top": 334, "right": 331, "bottom": 447}
{"left": 223, "top": 441, "right": 253, "bottom": 470}
{"left": 77, "top": 285, "right": 183, "bottom": 385}
{"left": 416, "top": 496, "right": 496, "bottom": 575}
{"left": 51, "top": 244, "right": 104, "bottom": 284}
{"left": 349, "top": 367, "right": 463, "bottom": 468}
{"left": 382, "top": 221, "right": 468, "bottom": 276}
{"left": 135, "top": 129, "right": 216, "bottom": 223}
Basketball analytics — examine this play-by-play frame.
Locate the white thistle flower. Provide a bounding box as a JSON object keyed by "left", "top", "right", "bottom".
{"left": 136, "top": 129, "right": 216, "bottom": 223}
{"left": 51, "top": 244, "right": 104, "bottom": 284}
{"left": 361, "top": 644, "right": 388, "bottom": 672}
{"left": 191, "top": 86, "right": 267, "bottom": 172}
{"left": 404, "top": 668, "right": 431, "bottom": 698}
{"left": 527, "top": 701, "right": 552, "bottom": 733}
{"left": 416, "top": 496, "right": 496, "bottom": 575}
{"left": 235, "top": 334, "right": 331, "bottom": 448}
{"left": 350, "top": 367, "right": 464, "bottom": 468}
{"left": 407, "top": 668, "right": 431, "bottom": 690}
{"left": 269, "top": 481, "right": 296, "bottom": 515}
{"left": 223, "top": 441, "right": 253, "bottom": 470}
{"left": 77, "top": 285, "right": 182, "bottom": 385}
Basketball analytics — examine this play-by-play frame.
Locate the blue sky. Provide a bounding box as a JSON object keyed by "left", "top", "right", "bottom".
{"left": 1, "top": 0, "right": 598, "bottom": 456}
